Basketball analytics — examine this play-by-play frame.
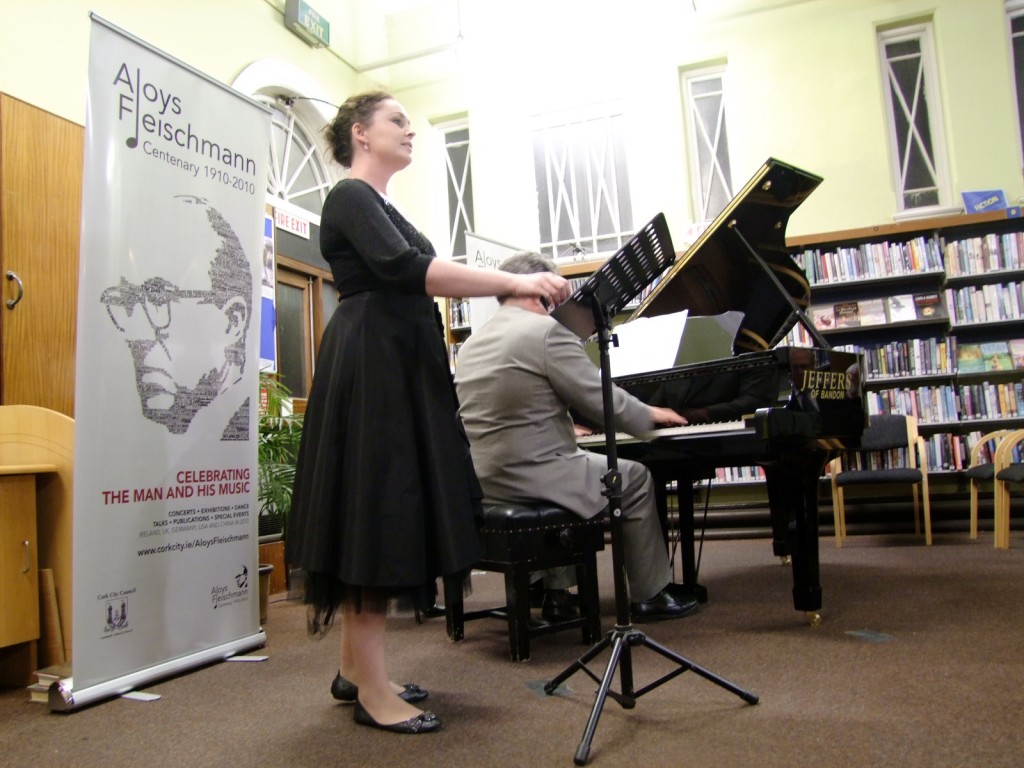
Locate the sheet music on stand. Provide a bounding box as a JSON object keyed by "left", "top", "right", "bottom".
{"left": 551, "top": 213, "right": 676, "bottom": 340}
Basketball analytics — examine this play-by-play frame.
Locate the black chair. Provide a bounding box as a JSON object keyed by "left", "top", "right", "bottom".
{"left": 443, "top": 502, "right": 604, "bottom": 662}
{"left": 829, "top": 413, "right": 933, "bottom": 546}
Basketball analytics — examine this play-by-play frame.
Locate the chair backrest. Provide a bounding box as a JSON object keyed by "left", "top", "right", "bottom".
{"left": 839, "top": 414, "right": 922, "bottom": 474}
{"left": 857, "top": 414, "right": 912, "bottom": 452}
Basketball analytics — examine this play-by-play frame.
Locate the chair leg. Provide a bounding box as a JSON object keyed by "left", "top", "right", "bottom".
{"left": 443, "top": 575, "right": 465, "bottom": 643}
{"left": 911, "top": 485, "right": 921, "bottom": 537}
{"left": 503, "top": 568, "right": 533, "bottom": 662}
{"left": 833, "top": 486, "right": 846, "bottom": 547}
{"left": 995, "top": 481, "right": 1009, "bottom": 549}
{"left": 969, "top": 480, "right": 979, "bottom": 539}
{"left": 921, "top": 484, "right": 932, "bottom": 547}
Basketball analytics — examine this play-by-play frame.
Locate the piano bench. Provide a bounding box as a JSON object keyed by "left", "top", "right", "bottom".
{"left": 443, "top": 502, "right": 605, "bottom": 662}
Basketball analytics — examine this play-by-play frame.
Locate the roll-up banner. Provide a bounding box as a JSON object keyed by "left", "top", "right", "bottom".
{"left": 55, "top": 14, "right": 271, "bottom": 711}
{"left": 463, "top": 231, "right": 523, "bottom": 331}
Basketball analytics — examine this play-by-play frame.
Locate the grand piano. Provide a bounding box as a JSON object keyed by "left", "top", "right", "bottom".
{"left": 573, "top": 158, "right": 866, "bottom": 624}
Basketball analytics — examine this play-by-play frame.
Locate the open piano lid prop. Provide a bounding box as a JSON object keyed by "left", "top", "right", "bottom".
{"left": 630, "top": 157, "right": 822, "bottom": 352}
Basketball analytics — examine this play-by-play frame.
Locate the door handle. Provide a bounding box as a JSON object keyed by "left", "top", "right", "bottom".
{"left": 6, "top": 270, "right": 24, "bottom": 309}
{"left": 22, "top": 540, "right": 32, "bottom": 573}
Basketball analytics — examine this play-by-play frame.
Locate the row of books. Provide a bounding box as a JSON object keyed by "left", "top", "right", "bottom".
{"left": 942, "top": 231, "right": 1024, "bottom": 277}
{"left": 862, "top": 337, "right": 1024, "bottom": 378}
{"left": 810, "top": 292, "right": 947, "bottom": 331}
{"left": 795, "top": 235, "right": 944, "bottom": 285}
{"left": 687, "top": 429, "right": 1024, "bottom": 477}
{"left": 867, "top": 381, "right": 1024, "bottom": 424}
{"left": 449, "top": 341, "right": 464, "bottom": 369}
{"left": 866, "top": 386, "right": 958, "bottom": 424}
{"left": 861, "top": 337, "right": 953, "bottom": 378}
{"left": 449, "top": 299, "right": 472, "bottom": 330}
{"left": 945, "top": 282, "right": 1024, "bottom": 325}
{"left": 955, "top": 340, "right": 1024, "bottom": 372}
{"left": 781, "top": 333, "right": 1024, "bottom": 380}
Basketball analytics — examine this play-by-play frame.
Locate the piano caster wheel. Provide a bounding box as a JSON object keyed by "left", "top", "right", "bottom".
{"left": 805, "top": 611, "right": 822, "bottom": 628}
{"left": 778, "top": 555, "right": 792, "bottom": 566}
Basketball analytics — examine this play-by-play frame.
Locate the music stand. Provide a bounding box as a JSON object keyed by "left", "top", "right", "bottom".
{"left": 548, "top": 213, "right": 759, "bottom": 766}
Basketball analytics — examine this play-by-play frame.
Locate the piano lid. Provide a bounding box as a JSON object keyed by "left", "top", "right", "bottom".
{"left": 630, "top": 158, "right": 822, "bottom": 352}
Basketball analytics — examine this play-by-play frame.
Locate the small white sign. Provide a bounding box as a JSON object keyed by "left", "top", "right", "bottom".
{"left": 275, "top": 209, "right": 310, "bottom": 239}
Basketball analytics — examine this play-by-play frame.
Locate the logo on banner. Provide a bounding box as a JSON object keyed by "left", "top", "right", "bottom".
{"left": 103, "top": 597, "right": 132, "bottom": 637}
{"left": 111, "top": 62, "right": 259, "bottom": 192}
{"left": 211, "top": 566, "right": 251, "bottom": 609}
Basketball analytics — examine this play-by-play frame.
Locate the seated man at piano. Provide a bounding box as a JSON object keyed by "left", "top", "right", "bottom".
{"left": 454, "top": 252, "right": 698, "bottom": 623}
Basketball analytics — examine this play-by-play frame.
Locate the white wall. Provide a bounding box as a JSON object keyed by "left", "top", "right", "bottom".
{"left": 400, "top": 0, "right": 1023, "bottom": 250}
{"left": 2, "top": 0, "right": 1021, "bottom": 253}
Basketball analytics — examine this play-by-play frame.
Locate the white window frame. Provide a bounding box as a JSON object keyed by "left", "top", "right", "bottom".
{"left": 531, "top": 104, "right": 634, "bottom": 262}
{"left": 1007, "top": 0, "right": 1024, "bottom": 171}
{"left": 433, "top": 116, "right": 474, "bottom": 259}
{"left": 681, "top": 64, "right": 734, "bottom": 223}
{"left": 877, "top": 22, "right": 956, "bottom": 219}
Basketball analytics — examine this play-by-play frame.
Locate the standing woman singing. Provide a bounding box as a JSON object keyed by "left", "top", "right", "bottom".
{"left": 287, "top": 91, "right": 569, "bottom": 734}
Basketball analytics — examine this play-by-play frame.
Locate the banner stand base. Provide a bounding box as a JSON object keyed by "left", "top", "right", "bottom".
{"left": 48, "top": 630, "right": 267, "bottom": 712}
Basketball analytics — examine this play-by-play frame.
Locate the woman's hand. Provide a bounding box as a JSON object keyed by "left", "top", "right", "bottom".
{"left": 513, "top": 272, "right": 571, "bottom": 308}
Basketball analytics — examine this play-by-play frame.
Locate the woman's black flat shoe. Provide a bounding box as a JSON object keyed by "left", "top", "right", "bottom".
{"left": 353, "top": 702, "right": 442, "bottom": 734}
{"left": 331, "top": 673, "right": 429, "bottom": 703}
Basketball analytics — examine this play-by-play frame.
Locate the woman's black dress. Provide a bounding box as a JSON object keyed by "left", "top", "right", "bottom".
{"left": 286, "top": 178, "right": 483, "bottom": 625}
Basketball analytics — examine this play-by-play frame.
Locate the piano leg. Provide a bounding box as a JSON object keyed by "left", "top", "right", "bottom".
{"left": 764, "top": 454, "right": 828, "bottom": 626}
{"left": 654, "top": 468, "right": 709, "bottom": 604}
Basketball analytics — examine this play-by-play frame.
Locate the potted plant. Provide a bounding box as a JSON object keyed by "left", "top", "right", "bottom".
{"left": 256, "top": 372, "right": 303, "bottom": 620}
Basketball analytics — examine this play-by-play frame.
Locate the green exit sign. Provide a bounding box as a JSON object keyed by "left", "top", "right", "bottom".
{"left": 285, "top": 0, "right": 330, "bottom": 48}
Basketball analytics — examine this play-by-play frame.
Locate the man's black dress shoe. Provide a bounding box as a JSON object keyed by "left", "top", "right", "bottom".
{"left": 630, "top": 587, "right": 699, "bottom": 623}
{"left": 331, "top": 673, "right": 429, "bottom": 703}
{"left": 541, "top": 589, "right": 579, "bottom": 622}
{"left": 353, "top": 702, "right": 442, "bottom": 734}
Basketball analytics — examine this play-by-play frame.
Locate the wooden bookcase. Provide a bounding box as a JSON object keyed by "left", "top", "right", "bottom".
{"left": 787, "top": 209, "right": 1024, "bottom": 476}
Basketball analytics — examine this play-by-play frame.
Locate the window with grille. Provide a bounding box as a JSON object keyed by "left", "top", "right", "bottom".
{"left": 1008, "top": 1, "right": 1024, "bottom": 165}
{"left": 878, "top": 23, "right": 951, "bottom": 213}
{"left": 681, "top": 66, "right": 734, "bottom": 222}
{"left": 264, "top": 99, "right": 332, "bottom": 218}
{"left": 532, "top": 109, "right": 634, "bottom": 262}
{"left": 439, "top": 121, "right": 475, "bottom": 259}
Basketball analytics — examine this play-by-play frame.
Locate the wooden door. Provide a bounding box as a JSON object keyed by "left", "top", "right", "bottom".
{"left": 0, "top": 94, "right": 83, "bottom": 416}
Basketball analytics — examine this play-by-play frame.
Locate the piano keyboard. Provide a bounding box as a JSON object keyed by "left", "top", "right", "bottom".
{"left": 576, "top": 419, "right": 749, "bottom": 447}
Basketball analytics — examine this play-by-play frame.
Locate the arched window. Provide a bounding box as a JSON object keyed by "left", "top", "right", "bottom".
{"left": 262, "top": 97, "right": 332, "bottom": 218}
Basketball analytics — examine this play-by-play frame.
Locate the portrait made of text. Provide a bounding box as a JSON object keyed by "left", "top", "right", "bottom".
{"left": 100, "top": 194, "right": 253, "bottom": 441}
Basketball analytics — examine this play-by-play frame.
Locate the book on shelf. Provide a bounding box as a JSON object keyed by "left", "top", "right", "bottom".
{"left": 833, "top": 301, "right": 860, "bottom": 328}
{"left": 886, "top": 294, "right": 917, "bottom": 323}
{"left": 1009, "top": 339, "right": 1024, "bottom": 368}
{"left": 980, "top": 341, "right": 1013, "bottom": 371}
{"left": 913, "top": 292, "right": 948, "bottom": 320}
{"left": 810, "top": 304, "right": 835, "bottom": 330}
{"left": 957, "top": 343, "right": 985, "bottom": 373}
{"left": 858, "top": 297, "right": 888, "bottom": 326}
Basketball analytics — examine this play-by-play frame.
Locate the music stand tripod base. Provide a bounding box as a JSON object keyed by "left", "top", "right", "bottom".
{"left": 546, "top": 213, "right": 759, "bottom": 765}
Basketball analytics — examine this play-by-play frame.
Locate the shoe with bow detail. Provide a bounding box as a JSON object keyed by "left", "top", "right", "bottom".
{"left": 353, "top": 701, "right": 442, "bottom": 734}
{"left": 331, "top": 673, "right": 429, "bottom": 704}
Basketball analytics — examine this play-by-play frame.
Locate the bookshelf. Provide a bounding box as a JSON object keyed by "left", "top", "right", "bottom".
{"left": 786, "top": 209, "right": 1024, "bottom": 475}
